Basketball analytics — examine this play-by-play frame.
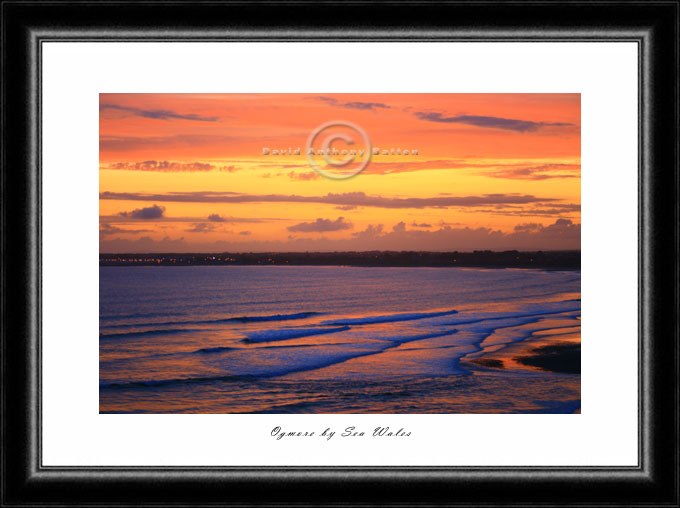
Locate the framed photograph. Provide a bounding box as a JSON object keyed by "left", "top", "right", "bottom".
{"left": 99, "top": 90, "right": 583, "bottom": 417}
{"left": 2, "top": 1, "right": 678, "bottom": 506}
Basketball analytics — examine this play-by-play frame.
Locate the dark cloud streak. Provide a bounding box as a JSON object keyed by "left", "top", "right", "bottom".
{"left": 100, "top": 104, "right": 218, "bottom": 122}
{"left": 414, "top": 111, "right": 573, "bottom": 133}
{"left": 100, "top": 191, "right": 557, "bottom": 210}
{"left": 312, "top": 96, "right": 391, "bottom": 111}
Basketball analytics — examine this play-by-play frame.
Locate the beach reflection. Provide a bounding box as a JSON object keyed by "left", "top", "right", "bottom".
{"left": 100, "top": 266, "right": 580, "bottom": 413}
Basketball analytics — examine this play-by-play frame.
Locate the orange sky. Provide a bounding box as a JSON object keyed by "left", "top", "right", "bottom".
{"left": 99, "top": 93, "right": 580, "bottom": 252}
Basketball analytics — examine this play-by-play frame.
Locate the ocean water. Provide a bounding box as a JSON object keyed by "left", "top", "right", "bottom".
{"left": 99, "top": 265, "right": 581, "bottom": 413}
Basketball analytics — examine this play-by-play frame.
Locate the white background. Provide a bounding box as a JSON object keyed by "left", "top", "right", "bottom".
{"left": 42, "top": 42, "right": 638, "bottom": 466}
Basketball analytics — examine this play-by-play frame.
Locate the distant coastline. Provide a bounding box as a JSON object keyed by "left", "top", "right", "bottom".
{"left": 99, "top": 250, "right": 580, "bottom": 269}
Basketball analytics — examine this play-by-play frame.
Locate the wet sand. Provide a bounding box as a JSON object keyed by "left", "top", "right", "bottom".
{"left": 517, "top": 343, "right": 580, "bottom": 374}
{"left": 464, "top": 319, "right": 581, "bottom": 375}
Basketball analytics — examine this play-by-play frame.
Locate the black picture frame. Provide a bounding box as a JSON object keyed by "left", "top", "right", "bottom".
{"left": 2, "top": 1, "right": 678, "bottom": 506}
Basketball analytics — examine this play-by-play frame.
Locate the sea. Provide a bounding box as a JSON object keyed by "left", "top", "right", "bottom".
{"left": 99, "top": 265, "right": 581, "bottom": 413}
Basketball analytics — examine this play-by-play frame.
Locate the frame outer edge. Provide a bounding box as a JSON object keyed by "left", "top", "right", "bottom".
{"left": 1, "top": 1, "right": 678, "bottom": 506}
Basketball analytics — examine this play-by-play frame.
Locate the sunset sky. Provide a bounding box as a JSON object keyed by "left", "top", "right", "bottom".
{"left": 99, "top": 93, "right": 580, "bottom": 252}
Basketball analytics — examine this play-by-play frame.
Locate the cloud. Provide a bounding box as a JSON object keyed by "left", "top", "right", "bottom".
{"left": 185, "top": 223, "right": 218, "bottom": 233}
{"left": 102, "top": 213, "right": 268, "bottom": 224}
{"left": 239, "top": 231, "right": 252, "bottom": 236}
{"left": 514, "top": 223, "right": 542, "bottom": 232}
{"left": 471, "top": 203, "right": 581, "bottom": 218}
{"left": 100, "top": 104, "right": 218, "bottom": 122}
{"left": 99, "top": 223, "right": 153, "bottom": 237}
{"left": 105, "top": 160, "right": 216, "bottom": 172}
{"left": 99, "top": 135, "right": 236, "bottom": 152}
{"left": 119, "top": 204, "right": 165, "bottom": 219}
{"left": 411, "top": 222, "right": 432, "bottom": 228}
{"left": 392, "top": 222, "right": 406, "bottom": 233}
{"left": 545, "top": 218, "right": 578, "bottom": 231}
{"left": 219, "top": 165, "right": 240, "bottom": 172}
{"left": 342, "top": 218, "right": 580, "bottom": 251}
{"left": 288, "top": 217, "right": 353, "bottom": 233}
{"left": 312, "top": 96, "right": 391, "bottom": 111}
{"left": 413, "top": 111, "right": 574, "bottom": 133}
{"left": 351, "top": 224, "right": 384, "bottom": 240}
{"left": 536, "top": 203, "right": 581, "bottom": 211}
{"left": 100, "top": 191, "right": 557, "bottom": 210}
{"left": 101, "top": 235, "right": 187, "bottom": 252}
{"left": 288, "top": 171, "right": 320, "bottom": 181}
{"left": 101, "top": 219, "right": 580, "bottom": 253}
{"left": 343, "top": 101, "right": 391, "bottom": 111}
{"left": 336, "top": 205, "right": 357, "bottom": 211}
{"left": 486, "top": 164, "right": 580, "bottom": 180}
